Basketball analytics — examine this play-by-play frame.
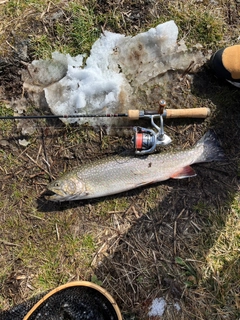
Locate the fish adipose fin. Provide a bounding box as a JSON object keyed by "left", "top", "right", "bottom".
{"left": 195, "top": 130, "right": 226, "bottom": 163}
{"left": 171, "top": 166, "right": 196, "bottom": 179}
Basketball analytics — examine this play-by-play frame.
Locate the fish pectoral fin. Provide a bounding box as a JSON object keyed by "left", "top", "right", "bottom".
{"left": 170, "top": 166, "right": 196, "bottom": 179}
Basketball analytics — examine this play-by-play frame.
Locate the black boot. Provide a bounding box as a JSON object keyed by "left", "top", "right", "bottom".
{"left": 210, "top": 44, "right": 240, "bottom": 88}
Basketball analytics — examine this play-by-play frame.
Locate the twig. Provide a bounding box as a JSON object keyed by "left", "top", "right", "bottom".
{"left": 0, "top": 238, "right": 20, "bottom": 247}
{"left": 173, "top": 209, "right": 185, "bottom": 256}
{"left": 41, "top": 128, "right": 52, "bottom": 177}
{"left": 25, "top": 153, "right": 54, "bottom": 179}
{"left": 56, "top": 223, "right": 60, "bottom": 240}
{"left": 152, "top": 250, "right": 161, "bottom": 285}
{"left": 173, "top": 220, "right": 177, "bottom": 256}
{"left": 5, "top": 40, "right": 17, "bottom": 52}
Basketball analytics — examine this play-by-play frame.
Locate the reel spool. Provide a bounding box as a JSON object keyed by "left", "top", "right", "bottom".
{"left": 133, "top": 127, "right": 156, "bottom": 153}
{"left": 132, "top": 114, "right": 172, "bottom": 155}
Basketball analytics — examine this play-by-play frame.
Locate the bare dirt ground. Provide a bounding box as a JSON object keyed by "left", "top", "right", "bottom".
{"left": 0, "top": 1, "right": 240, "bottom": 319}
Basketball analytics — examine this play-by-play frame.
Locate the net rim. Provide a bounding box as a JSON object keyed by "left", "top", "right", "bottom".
{"left": 23, "top": 280, "right": 122, "bottom": 320}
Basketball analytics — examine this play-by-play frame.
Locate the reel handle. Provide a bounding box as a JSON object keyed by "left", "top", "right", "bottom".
{"left": 127, "top": 107, "right": 210, "bottom": 120}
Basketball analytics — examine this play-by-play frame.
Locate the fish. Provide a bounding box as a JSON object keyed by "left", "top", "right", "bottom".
{"left": 46, "top": 130, "right": 226, "bottom": 202}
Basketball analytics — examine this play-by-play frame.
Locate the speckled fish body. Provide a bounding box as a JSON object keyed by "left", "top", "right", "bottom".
{"left": 46, "top": 130, "right": 225, "bottom": 202}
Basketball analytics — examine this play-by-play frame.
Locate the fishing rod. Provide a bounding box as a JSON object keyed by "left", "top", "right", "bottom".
{"left": 0, "top": 99, "right": 210, "bottom": 155}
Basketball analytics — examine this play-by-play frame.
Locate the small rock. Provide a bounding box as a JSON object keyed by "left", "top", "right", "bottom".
{"left": 18, "top": 139, "right": 30, "bottom": 147}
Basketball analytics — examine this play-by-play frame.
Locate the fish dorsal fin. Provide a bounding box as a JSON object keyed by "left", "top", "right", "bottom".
{"left": 170, "top": 166, "right": 196, "bottom": 179}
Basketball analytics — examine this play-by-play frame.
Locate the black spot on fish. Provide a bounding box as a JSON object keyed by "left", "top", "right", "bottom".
{"left": 148, "top": 162, "right": 152, "bottom": 168}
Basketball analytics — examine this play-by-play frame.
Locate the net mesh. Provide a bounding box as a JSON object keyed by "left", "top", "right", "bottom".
{"left": 0, "top": 286, "right": 119, "bottom": 320}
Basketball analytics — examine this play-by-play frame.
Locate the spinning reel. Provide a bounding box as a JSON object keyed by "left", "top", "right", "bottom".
{"left": 132, "top": 100, "right": 171, "bottom": 155}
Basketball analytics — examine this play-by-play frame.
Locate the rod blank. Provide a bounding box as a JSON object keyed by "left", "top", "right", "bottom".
{"left": 0, "top": 107, "right": 210, "bottom": 121}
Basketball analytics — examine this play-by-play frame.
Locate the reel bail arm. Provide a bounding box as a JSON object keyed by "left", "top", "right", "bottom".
{"left": 132, "top": 99, "right": 172, "bottom": 155}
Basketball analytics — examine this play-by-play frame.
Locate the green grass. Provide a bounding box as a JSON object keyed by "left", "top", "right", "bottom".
{"left": 33, "top": 232, "right": 97, "bottom": 291}
{"left": 203, "top": 200, "right": 240, "bottom": 277}
{"left": 95, "top": 197, "right": 130, "bottom": 217}
{"left": 65, "top": 3, "right": 102, "bottom": 56}
{"left": 0, "top": 103, "right": 15, "bottom": 134}
{"left": 168, "top": 3, "right": 224, "bottom": 47}
{"left": 0, "top": 151, "right": 22, "bottom": 171}
{"left": 0, "top": 0, "right": 227, "bottom": 59}
{"left": 199, "top": 202, "right": 240, "bottom": 314}
{"left": 1, "top": 216, "right": 98, "bottom": 293}
{"left": 30, "top": 2, "right": 103, "bottom": 59}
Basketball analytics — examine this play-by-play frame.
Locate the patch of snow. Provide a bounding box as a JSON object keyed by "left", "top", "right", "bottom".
{"left": 21, "top": 20, "right": 208, "bottom": 129}
{"left": 148, "top": 297, "right": 167, "bottom": 317}
{"left": 174, "top": 302, "right": 181, "bottom": 312}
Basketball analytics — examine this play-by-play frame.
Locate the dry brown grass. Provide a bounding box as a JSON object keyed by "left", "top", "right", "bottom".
{"left": 0, "top": 1, "right": 240, "bottom": 319}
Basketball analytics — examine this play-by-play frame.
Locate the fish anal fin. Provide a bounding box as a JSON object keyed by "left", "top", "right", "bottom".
{"left": 170, "top": 166, "right": 196, "bottom": 179}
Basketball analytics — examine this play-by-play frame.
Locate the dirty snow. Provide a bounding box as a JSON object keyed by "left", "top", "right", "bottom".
{"left": 21, "top": 20, "right": 208, "bottom": 129}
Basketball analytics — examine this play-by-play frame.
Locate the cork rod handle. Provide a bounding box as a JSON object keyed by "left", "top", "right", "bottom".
{"left": 127, "top": 107, "right": 210, "bottom": 120}
{"left": 165, "top": 107, "right": 210, "bottom": 118}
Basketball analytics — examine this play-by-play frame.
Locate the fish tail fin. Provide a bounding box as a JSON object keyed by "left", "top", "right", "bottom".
{"left": 195, "top": 130, "right": 226, "bottom": 163}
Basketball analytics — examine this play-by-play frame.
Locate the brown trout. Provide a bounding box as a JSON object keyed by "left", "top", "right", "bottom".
{"left": 46, "top": 130, "right": 225, "bottom": 202}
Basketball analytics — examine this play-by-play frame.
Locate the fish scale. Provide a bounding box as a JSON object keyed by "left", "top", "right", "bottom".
{"left": 46, "top": 130, "right": 226, "bottom": 202}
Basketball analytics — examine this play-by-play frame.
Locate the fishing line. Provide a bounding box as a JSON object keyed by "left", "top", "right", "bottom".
{"left": 0, "top": 124, "right": 137, "bottom": 131}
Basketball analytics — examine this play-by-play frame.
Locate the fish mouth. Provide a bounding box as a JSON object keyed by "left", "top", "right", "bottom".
{"left": 44, "top": 188, "right": 68, "bottom": 202}
{"left": 45, "top": 189, "right": 83, "bottom": 202}
{"left": 45, "top": 194, "right": 64, "bottom": 202}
